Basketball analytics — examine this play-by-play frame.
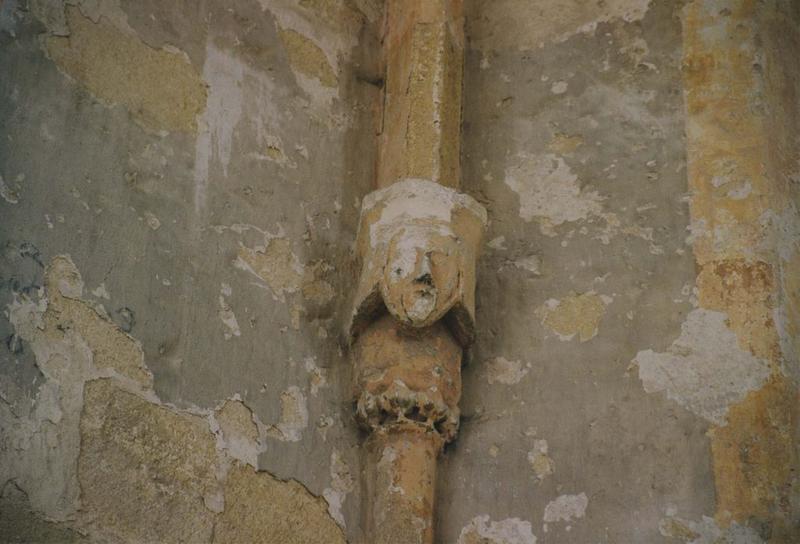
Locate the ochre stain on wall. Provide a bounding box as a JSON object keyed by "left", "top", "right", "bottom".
{"left": 536, "top": 292, "right": 606, "bottom": 342}
{"left": 709, "top": 376, "right": 798, "bottom": 537}
{"left": 696, "top": 259, "right": 780, "bottom": 364}
{"left": 682, "top": 0, "right": 800, "bottom": 538}
{"left": 278, "top": 28, "right": 338, "bottom": 88}
{"left": 45, "top": 7, "right": 206, "bottom": 133}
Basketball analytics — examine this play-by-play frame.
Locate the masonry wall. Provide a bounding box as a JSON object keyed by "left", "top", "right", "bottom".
{"left": 1, "top": 1, "right": 798, "bottom": 543}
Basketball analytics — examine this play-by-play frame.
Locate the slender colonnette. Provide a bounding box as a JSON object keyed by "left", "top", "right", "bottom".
{"left": 345, "top": 1, "right": 486, "bottom": 542}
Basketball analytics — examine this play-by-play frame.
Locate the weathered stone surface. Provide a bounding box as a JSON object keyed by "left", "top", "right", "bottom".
{"left": 377, "top": 0, "right": 464, "bottom": 188}
{"left": 214, "top": 462, "right": 346, "bottom": 544}
{"left": 44, "top": 256, "right": 153, "bottom": 387}
{"left": 682, "top": 1, "right": 800, "bottom": 537}
{"left": 352, "top": 314, "right": 462, "bottom": 441}
{"left": 365, "top": 426, "right": 441, "bottom": 544}
{"left": 79, "top": 379, "right": 218, "bottom": 543}
{"left": 349, "top": 179, "right": 486, "bottom": 345}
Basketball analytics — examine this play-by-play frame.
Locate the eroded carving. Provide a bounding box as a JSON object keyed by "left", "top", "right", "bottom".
{"left": 348, "top": 179, "right": 487, "bottom": 347}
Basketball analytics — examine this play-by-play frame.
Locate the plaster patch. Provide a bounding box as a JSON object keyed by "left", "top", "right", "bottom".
{"left": 218, "top": 283, "right": 241, "bottom": 340}
{"left": 635, "top": 309, "right": 771, "bottom": 426}
{"left": 143, "top": 211, "right": 161, "bottom": 230}
{"left": 214, "top": 398, "right": 261, "bottom": 467}
{"left": 659, "top": 515, "right": 764, "bottom": 544}
{"left": 322, "top": 449, "right": 354, "bottom": 529}
{"left": 527, "top": 439, "right": 554, "bottom": 481}
{"left": 301, "top": 260, "right": 336, "bottom": 308}
{"left": 266, "top": 386, "right": 308, "bottom": 442}
{"left": 504, "top": 153, "right": 602, "bottom": 235}
{"left": 547, "top": 133, "right": 583, "bottom": 155}
{"left": 536, "top": 292, "right": 606, "bottom": 342}
{"left": 193, "top": 43, "right": 244, "bottom": 214}
{"left": 550, "top": 81, "right": 568, "bottom": 94}
{"left": 0, "top": 173, "right": 19, "bottom": 204}
{"left": 512, "top": 255, "right": 541, "bottom": 275}
{"left": 485, "top": 357, "right": 529, "bottom": 385}
{"left": 236, "top": 237, "right": 305, "bottom": 302}
{"left": 543, "top": 493, "right": 588, "bottom": 523}
{"left": 488, "top": 236, "right": 507, "bottom": 250}
{"left": 304, "top": 357, "right": 328, "bottom": 396}
{"left": 45, "top": 7, "right": 205, "bottom": 133}
{"left": 90, "top": 283, "right": 110, "bottom": 300}
{"left": 458, "top": 515, "right": 537, "bottom": 544}
{"left": 278, "top": 27, "right": 337, "bottom": 88}
{"left": 468, "top": 0, "right": 652, "bottom": 50}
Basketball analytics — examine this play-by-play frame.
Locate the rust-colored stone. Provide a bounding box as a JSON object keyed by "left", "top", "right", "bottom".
{"left": 376, "top": 0, "right": 464, "bottom": 189}
{"left": 709, "top": 376, "right": 799, "bottom": 540}
{"left": 682, "top": 1, "right": 800, "bottom": 538}
{"left": 364, "top": 425, "right": 442, "bottom": 544}
{"left": 352, "top": 314, "right": 462, "bottom": 441}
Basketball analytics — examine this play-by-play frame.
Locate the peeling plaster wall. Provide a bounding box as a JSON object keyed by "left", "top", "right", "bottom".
{"left": 444, "top": 0, "right": 797, "bottom": 543}
{"left": 1, "top": 0, "right": 379, "bottom": 541}
{"left": 1, "top": 0, "right": 799, "bottom": 543}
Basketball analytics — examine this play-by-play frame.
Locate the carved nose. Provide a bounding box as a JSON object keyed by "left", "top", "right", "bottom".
{"left": 406, "top": 253, "right": 437, "bottom": 324}
{"left": 415, "top": 254, "right": 434, "bottom": 286}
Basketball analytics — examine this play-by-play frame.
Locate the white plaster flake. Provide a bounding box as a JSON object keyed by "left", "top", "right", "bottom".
{"left": 218, "top": 283, "right": 241, "bottom": 340}
{"left": 322, "top": 449, "right": 354, "bottom": 529}
{"left": 143, "top": 211, "right": 161, "bottom": 230}
{"left": 488, "top": 236, "right": 507, "bottom": 250}
{"left": 266, "top": 385, "right": 308, "bottom": 442}
{"left": 485, "top": 357, "right": 529, "bottom": 385}
{"left": 363, "top": 178, "right": 487, "bottom": 249}
{"left": 635, "top": 309, "right": 771, "bottom": 426}
{"left": 512, "top": 255, "right": 541, "bottom": 275}
{"left": 543, "top": 493, "right": 588, "bottom": 523}
{"left": 470, "top": 0, "right": 652, "bottom": 50}
{"left": 194, "top": 44, "right": 244, "bottom": 215}
{"left": 304, "top": 356, "right": 328, "bottom": 396}
{"left": 527, "top": 439, "right": 554, "bottom": 480}
{"left": 504, "top": 153, "right": 602, "bottom": 235}
{"left": 90, "top": 283, "right": 110, "bottom": 300}
{"left": 659, "top": 515, "right": 764, "bottom": 544}
{"left": 458, "top": 515, "right": 537, "bottom": 544}
{"left": 0, "top": 173, "right": 19, "bottom": 204}
{"left": 550, "top": 81, "right": 568, "bottom": 94}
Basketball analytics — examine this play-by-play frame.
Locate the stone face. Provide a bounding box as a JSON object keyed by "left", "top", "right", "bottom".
{"left": 214, "top": 462, "right": 346, "bottom": 544}
{"left": 349, "top": 179, "right": 487, "bottom": 346}
{"left": 79, "top": 379, "right": 219, "bottom": 543}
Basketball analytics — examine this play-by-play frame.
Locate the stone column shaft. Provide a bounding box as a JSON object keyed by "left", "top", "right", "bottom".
{"left": 348, "top": 2, "right": 481, "bottom": 543}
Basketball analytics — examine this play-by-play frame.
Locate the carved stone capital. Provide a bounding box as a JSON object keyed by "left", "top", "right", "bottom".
{"left": 347, "top": 179, "right": 487, "bottom": 347}
{"left": 352, "top": 315, "right": 462, "bottom": 442}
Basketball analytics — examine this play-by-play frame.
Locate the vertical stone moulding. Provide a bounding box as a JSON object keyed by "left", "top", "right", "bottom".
{"left": 346, "top": 1, "right": 485, "bottom": 542}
